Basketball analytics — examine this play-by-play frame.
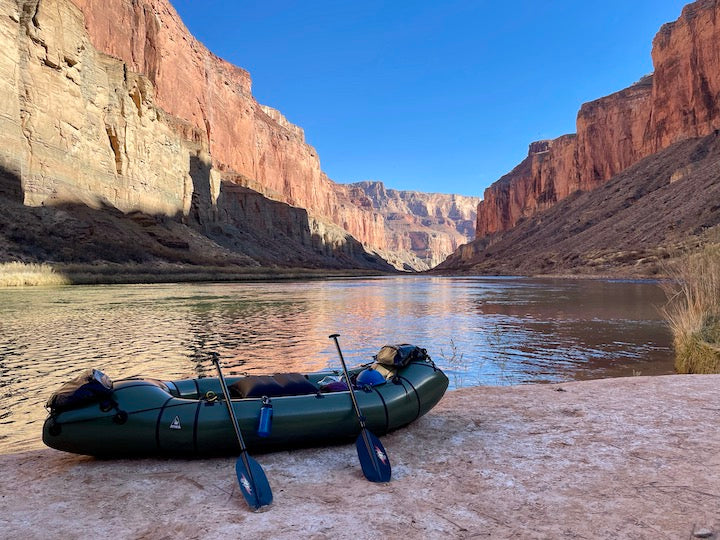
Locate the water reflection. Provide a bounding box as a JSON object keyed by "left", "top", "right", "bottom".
{"left": 0, "top": 276, "right": 673, "bottom": 453}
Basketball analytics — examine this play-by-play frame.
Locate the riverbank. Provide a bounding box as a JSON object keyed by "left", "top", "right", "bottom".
{"left": 0, "top": 262, "right": 674, "bottom": 288}
{"left": 0, "top": 262, "right": 391, "bottom": 287}
{"left": 2, "top": 375, "right": 718, "bottom": 538}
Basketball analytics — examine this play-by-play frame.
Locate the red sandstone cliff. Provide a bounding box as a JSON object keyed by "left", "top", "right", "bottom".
{"left": 3, "top": 0, "right": 469, "bottom": 270}
{"left": 476, "top": 0, "right": 720, "bottom": 239}
{"left": 68, "top": 0, "right": 387, "bottom": 250}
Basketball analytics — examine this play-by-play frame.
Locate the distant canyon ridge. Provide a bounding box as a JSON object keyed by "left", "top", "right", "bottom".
{"left": 440, "top": 0, "right": 720, "bottom": 275}
{"left": 0, "top": 0, "right": 477, "bottom": 272}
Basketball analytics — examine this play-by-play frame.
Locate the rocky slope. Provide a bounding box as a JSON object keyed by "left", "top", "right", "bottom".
{"left": 474, "top": 0, "right": 720, "bottom": 240}
{"left": 439, "top": 131, "right": 720, "bottom": 276}
{"left": 344, "top": 181, "right": 479, "bottom": 270}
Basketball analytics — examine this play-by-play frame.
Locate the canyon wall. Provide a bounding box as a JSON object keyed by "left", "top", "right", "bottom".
{"left": 345, "top": 181, "right": 479, "bottom": 269}
{"left": 1, "top": 0, "right": 194, "bottom": 216}
{"left": 0, "top": 0, "right": 396, "bottom": 270}
{"left": 476, "top": 0, "right": 720, "bottom": 239}
{"left": 67, "top": 0, "right": 387, "bottom": 250}
{"left": 0, "top": 0, "right": 475, "bottom": 270}
{"left": 439, "top": 130, "right": 720, "bottom": 277}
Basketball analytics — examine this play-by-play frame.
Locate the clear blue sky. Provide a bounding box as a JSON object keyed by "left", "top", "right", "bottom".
{"left": 170, "top": 1, "right": 688, "bottom": 197}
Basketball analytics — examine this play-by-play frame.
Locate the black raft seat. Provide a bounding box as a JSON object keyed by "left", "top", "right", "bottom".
{"left": 229, "top": 372, "right": 318, "bottom": 399}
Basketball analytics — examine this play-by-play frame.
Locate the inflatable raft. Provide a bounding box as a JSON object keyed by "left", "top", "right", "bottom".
{"left": 42, "top": 349, "right": 448, "bottom": 457}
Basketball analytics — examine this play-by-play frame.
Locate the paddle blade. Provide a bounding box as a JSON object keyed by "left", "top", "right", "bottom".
{"left": 356, "top": 429, "right": 391, "bottom": 483}
{"left": 235, "top": 454, "right": 273, "bottom": 510}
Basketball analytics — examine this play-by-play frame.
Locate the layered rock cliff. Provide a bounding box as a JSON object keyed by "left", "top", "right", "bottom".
{"left": 344, "top": 181, "right": 479, "bottom": 270}
{"left": 67, "top": 0, "right": 388, "bottom": 250}
{"left": 0, "top": 0, "right": 396, "bottom": 270}
{"left": 475, "top": 0, "right": 720, "bottom": 240}
{"left": 439, "top": 130, "right": 720, "bottom": 276}
{"left": 1, "top": 0, "right": 193, "bottom": 216}
{"left": 0, "top": 0, "right": 474, "bottom": 271}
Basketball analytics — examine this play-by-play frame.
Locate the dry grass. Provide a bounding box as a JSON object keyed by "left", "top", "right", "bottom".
{"left": 662, "top": 244, "right": 720, "bottom": 373}
{"left": 0, "top": 261, "right": 384, "bottom": 286}
{"left": 0, "top": 262, "right": 70, "bottom": 287}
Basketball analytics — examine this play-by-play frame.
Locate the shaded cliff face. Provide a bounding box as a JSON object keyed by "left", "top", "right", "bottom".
{"left": 345, "top": 181, "right": 480, "bottom": 270}
{"left": 475, "top": 0, "right": 720, "bottom": 240}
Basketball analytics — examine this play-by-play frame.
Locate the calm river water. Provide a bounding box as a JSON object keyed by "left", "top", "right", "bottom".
{"left": 0, "top": 276, "right": 673, "bottom": 453}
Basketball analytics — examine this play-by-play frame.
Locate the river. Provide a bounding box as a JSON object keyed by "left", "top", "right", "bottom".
{"left": 0, "top": 276, "right": 673, "bottom": 453}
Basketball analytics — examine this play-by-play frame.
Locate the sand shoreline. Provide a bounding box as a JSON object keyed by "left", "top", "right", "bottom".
{"left": 2, "top": 375, "right": 719, "bottom": 539}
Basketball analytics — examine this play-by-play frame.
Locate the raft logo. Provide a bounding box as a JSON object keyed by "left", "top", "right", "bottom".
{"left": 169, "top": 416, "right": 182, "bottom": 430}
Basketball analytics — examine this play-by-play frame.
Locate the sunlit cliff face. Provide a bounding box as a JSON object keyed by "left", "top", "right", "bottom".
{"left": 476, "top": 1, "right": 720, "bottom": 241}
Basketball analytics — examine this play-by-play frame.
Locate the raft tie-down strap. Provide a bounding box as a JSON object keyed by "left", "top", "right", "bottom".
{"left": 407, "top": 359, "right": 439, "bottom": 372}
{"left": 372, "top": 386, "right": 390, "bottom": 433}
{"left": 154, "top": 396, "right": 175, "bottom": 451}
{"left": 192, "top": 399, "right": 203, "bottom": 455}
{"left": 397, "top": 376, "right": 422, "bottom": 421}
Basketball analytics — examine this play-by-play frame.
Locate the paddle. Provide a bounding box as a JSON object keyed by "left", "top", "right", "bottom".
{"left": 210, "top": 352, "right": 273, "bottom": 510}
{"left": 329, "top": 334, "right": 391, "bottom": 483}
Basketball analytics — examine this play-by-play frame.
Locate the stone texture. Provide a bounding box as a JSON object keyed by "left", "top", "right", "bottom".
{"left": 575, "top": 76, "right": 654, "bottom": 190}
{"left": 650, "top": 0, "right": 720, "bottom": 151}
{"left": 476, "top": 0, "right": 720, "bottom": 240}
{"left": 477, "top": 136, "right": 577, "bottom": 237}
{"left": 1, "top": 0, "right": 192, "bottom": 216}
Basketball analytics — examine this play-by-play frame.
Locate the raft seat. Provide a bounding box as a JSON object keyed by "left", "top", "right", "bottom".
{"left": 229, "top": 372, "right": 318, "bottom": 399}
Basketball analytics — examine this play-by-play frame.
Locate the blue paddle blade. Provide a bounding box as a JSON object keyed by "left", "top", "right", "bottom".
{"left": 235, "top": 454, "right": 273, "bottom": 510}
{"left": 356, "top": 429, "right": 391, "bottom": 483}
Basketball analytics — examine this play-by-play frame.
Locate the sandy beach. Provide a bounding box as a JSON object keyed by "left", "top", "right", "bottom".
{"left": 2, "top": 374, "right": 719, "bottom": 539}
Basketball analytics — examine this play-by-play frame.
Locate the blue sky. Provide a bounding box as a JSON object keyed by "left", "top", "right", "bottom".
{"left": 171, "top": 1, "right": 688, "bottom": 197}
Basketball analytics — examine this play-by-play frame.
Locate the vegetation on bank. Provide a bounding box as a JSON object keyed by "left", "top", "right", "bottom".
{"left": 0, "top": 262, "right": 70, "bottom": 287}
{"left": 0, "top": 261, "right": 386, "bottom": 287}
{"left": 662, "top": 244, "right": 720, "bottom": 374}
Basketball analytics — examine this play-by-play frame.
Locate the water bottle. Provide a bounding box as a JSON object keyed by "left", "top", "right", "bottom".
{"left": 257, "top": 396, "right": 273, "bottom": 437}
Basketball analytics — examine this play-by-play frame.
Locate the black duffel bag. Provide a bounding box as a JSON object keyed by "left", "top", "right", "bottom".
{"left": 46, "top": 369, "right": 114, "bottom": 413}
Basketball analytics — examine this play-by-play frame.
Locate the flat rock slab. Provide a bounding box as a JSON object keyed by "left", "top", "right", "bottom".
{"left": 2, "top": 375, "right": 719, "bottom": 539}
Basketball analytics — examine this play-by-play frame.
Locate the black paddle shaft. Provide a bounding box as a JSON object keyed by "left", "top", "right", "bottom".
{"left": 211, "top": 353, "right": 249, "bottom": 454}
{"left": 328, "top": 334, "right": 391, "bottom": 482}
{"left": 328, "top": 334, "right": 366, "bottom": 428}
{"left": 210, "top": 352, "right": 272, "bottom": 510}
